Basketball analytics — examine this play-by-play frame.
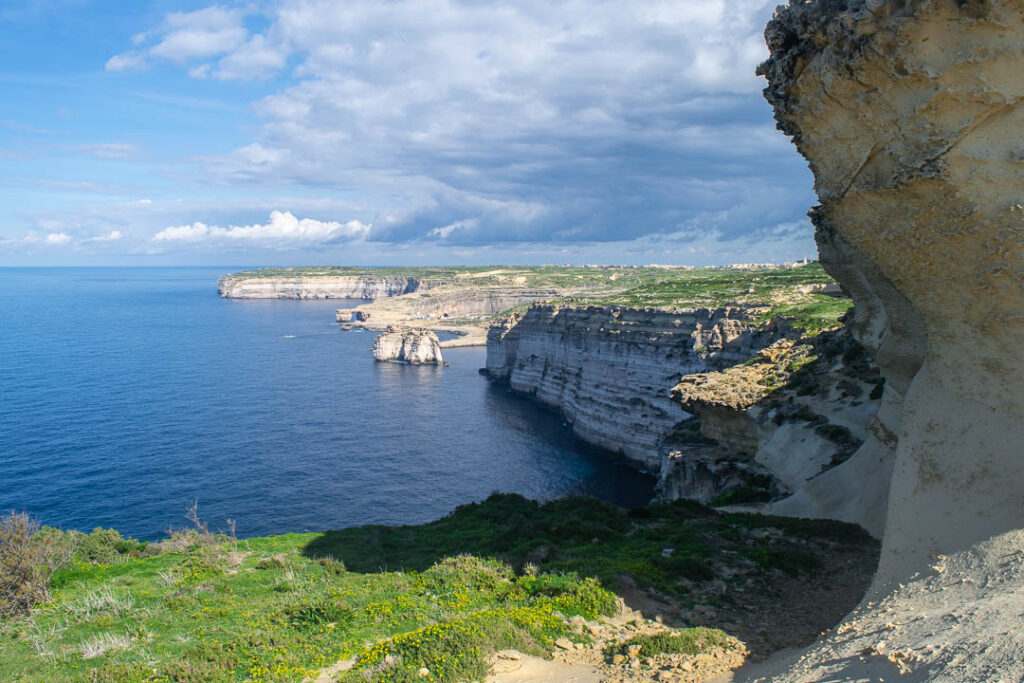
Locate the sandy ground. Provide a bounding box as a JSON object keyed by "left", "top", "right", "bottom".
{"left": 486, "top": 530, "right": 1024, "bottom": 682}
{"left": 733, "top": 529, "right": 1024, "bottom": 683}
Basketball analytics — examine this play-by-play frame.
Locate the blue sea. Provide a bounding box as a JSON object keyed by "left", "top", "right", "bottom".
{"left": 0, "top": 268, "right": 653, "bottom": 540}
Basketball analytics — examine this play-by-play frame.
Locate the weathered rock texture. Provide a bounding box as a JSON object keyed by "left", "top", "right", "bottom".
{"left": 759, "top": 0, "right": 1024, "bottom": 587}
{"left": 335, "top": 288, "right": 561, "bottom": 327}
{"left": 484, "top": 305, "right": 791, "bottom": 467}
{"left": 661, "top": 328, "right": 891, "bottom": 537}
{"left": 218, "top": 275, "right": 443, "bottom": 300}
{"left": 371, "top": 327, "right": 444, "bottom": 365}
{"left": 740, "top": 0, "right": 1023, "bottom": 680}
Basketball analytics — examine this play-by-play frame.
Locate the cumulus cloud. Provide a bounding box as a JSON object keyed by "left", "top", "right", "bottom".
{"left": 44, "top": 232, "right": 71, "bottom": 245}
{"left": 107, "top": 6, "right": 249, "bottom": 72}
{"left": 108, "top": 0, "right": 815, "bottom": 256}
{"left": 105, "top": 52, "right": 146, "bottom": 72}
{"left": 151, "top": 211, "right": 370, "bottom": 249}
{"left": 84, "top": 230, "right": 123, "bottom": 243}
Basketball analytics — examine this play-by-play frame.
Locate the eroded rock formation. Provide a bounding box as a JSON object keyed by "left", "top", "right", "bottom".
{"left": 218, "top": 275, "right": 443, "bottom": 299}
{"left": 661, "top": 329, "right": 891, "bottom": 535}
{"left": 372, "top": 327, "right": 444, "bottom": 365}
{"left": 740, "top": 0, "right": 1023, "bottom": 680}
{"left": 759, "top": 0, "right": 1023, "bottom": 587}
{"left": 484, "top": 304, "right": 792, "bottom": 467}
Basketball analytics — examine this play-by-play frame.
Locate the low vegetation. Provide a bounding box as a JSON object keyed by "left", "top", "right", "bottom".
{"left": 0, "top": 496, "right": 876, "bottom": 682}
{"left": 228, "top": 262, "right": 852, "bottom": 335}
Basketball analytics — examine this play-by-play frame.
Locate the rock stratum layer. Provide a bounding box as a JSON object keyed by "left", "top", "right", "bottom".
{"left": 742, "top": 1, "right": 1023, "bottom": 680}
{"left": 759, "top": 0, "right": 1024, "bottom": 587}
{"left": 371, "top": 327, "right": 444, "bottom": 365}
{"left": 662, "top": 328, "right": 891, "bottom": 537}
{"left": 484, "top": 305, "right": 792, "bottom": 467}
{"left": 218, "top": 275, "right": 444, "bottom": 300}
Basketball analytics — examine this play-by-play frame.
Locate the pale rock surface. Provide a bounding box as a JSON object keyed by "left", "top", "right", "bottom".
{"left": 663, "top": 330, "right": 891, "bottom": 537}
{"left": 218, "top": 275, "right": 442, "bottom": 299}
{"left": 372, "top": 327, "right": 443, "bottom": 365}
{"left": 484, "top": 305, "right": 792, "bottom": 468}
{"left": 744, "top": 0, "right": 1024, "bottom": 680}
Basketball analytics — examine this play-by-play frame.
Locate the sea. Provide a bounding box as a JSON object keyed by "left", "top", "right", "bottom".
{"left": 0, "top": 267, "right": 654, "bottom": 540}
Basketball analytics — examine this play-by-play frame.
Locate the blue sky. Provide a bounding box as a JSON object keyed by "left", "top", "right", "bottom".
{"left": 0, "top": 0, "right": 816, "bottom": 266}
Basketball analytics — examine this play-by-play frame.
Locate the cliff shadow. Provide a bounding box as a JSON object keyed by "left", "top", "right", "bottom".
{"left": 301, "top": 492, "right": 878, "bottom": 657}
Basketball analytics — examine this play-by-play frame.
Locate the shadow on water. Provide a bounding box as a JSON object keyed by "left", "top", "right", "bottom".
{"left": 480, "top": 381, "right": 657, "bottom": 507}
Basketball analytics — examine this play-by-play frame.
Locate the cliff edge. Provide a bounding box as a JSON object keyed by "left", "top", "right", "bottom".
{"left": 741, "top": 0, "right": 1023, "bottom": 680}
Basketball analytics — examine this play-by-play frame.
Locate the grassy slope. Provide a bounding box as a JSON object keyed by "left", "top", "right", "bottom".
{"left": 0, "top": 496, "right": 876, "bottom": 682}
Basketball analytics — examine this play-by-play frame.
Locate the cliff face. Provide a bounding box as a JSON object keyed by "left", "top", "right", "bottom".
{"left": 484, "top": 305, "right": 791, "bottom": 467}
{"left": 337, "top": 288, "right": 562, "bottom": 326}
{"left": 759, "top": 0, "right": 1023, "bottom": 587}
{"left": 661, "top": 328, "right": 891, "bottom": 537}
{"left": 218, "top": 276, "right": 444, "bottom": 300}
{"left": 372, "top": 328, "right": 444, "bottom": 365}
{"left": 742, "top": 1, "right": 1024, "bottom": 680}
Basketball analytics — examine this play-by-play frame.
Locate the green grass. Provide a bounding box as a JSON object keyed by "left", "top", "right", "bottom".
{"left": 0, "top": 496, "right": 876, "bottom": 682}
{"left": 0, "top": 534, "right": 615, "bottom": 682}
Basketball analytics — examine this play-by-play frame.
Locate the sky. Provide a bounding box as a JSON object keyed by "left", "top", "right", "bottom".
{"left": 0, "top": 0, "right": 817, "bottom": 267}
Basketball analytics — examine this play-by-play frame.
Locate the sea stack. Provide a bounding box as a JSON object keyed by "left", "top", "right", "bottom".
{"left": 372, "top": 327, "right": 444, "bottom": 365}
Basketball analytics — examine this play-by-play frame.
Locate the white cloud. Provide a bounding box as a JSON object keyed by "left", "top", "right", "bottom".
{"left": 86, "top": 230, "right": 123, "bottom": 242}
{"left": 108, "top": 6, "right": 248, "bottom": 72}
{"left": 45, "top": 232, "right": 71, "bottom": 245}
{"left": 105, "top": 52, "right": 145, "bottom": 72}
{"left": 150, "top": 6, "right": 247, "bottom": 61}
{"left": 152, "top": 211, "right": 370, "bottom": 249}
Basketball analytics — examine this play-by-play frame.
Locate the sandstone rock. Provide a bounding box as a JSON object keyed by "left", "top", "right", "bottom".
{"left": 372, "top": 327, "right": 444, "bottom": 365}
{"left": 662, "top": 326, "right": 889, "bottom": 536}
{"left": 746, "top": 0, "right": 1024, "bottom": 680}
{"left": 759, "top": 0, "right": 1023, "bottom": 589}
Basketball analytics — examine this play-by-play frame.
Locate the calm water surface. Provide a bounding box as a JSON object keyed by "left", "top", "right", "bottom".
{"left": 0, "top": 268, "right": 653, "bottom": 539}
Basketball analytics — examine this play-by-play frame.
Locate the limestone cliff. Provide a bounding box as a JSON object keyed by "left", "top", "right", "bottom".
{"left": 218, "top": 275, "right": 444, "bottom": 300}
{"left": 484, "top": 304, "right": 792, "bottom": 467}
{"left": 738, "top": 0, "right": 1024, "bottom": 680}
{"left": 660, "top": 327, "right": 891, "bottom": 537}
{"left": 758, "top": 0, "right": 1023, "bottom": 587}
{"left": 371, "top": 327, "right": 444, "bottom": 365}
{"left": 335, "top": 286, "right": 561, "bottom": 329}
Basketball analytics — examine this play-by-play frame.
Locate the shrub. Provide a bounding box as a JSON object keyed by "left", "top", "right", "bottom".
{"left": 0, "top": 512, "right": 74, "bottom": 617}
{"left": 70, "top": 527, "right": 151, "bottom": 565}
{"left": 280, "top": 599, "right": 354, "bottom": 631}
{"left": 604, "top": 627, "right": 732, "bottom": 660}
{"left": 316, "top": 556, "right": 346, "bottom": 576}
{"left": 255, "top": 557, "right": 285, "bottom": 570}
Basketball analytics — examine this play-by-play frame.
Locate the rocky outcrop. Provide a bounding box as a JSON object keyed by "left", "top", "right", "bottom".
{"left": 483, "top": 304, "right": 793, "bottom": 467}
{"left": 218, "top": 275, "right": 444, "bottom": 299}
{"left": 759, "top": 0, "right": 1023, "bottom": 587}
{"left": 371, "top": 327, "right": 444, "bottom": 365}
{"left": 660, "top": 328, "right": 890, "bottom": 537}
{"left": 337, "top": 288, "right": 561, "bottom": 327}
{"left": 738, "top": 1, "right": 1023, "bottom": 680}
